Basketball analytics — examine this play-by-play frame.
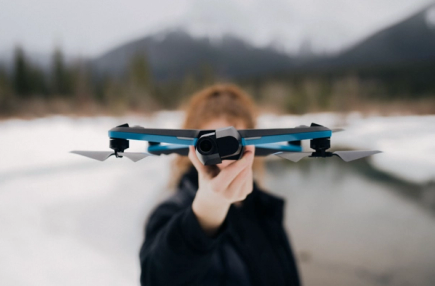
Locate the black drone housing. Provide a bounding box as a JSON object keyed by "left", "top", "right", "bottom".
{"left": 195, "top": 126, "right": 243, "bottom": 165}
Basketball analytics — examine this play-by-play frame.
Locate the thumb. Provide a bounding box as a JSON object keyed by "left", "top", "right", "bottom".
{"left": 244, "top": 145, "right": 255, "bottom": 155}
{"left": 243, "top": 145, "right": 256, "bottom": 163}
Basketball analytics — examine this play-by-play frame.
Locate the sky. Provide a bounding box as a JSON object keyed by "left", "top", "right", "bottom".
{"left": 0, "top": 0, "right": 434, "bottom": 58}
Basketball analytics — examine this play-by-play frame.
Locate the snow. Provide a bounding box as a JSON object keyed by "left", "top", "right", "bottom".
{"left": 0, "top": 115, "right": 178, "bottom": 286}
{"left": 0, "top": 111, "right": 434, "bottom": 285}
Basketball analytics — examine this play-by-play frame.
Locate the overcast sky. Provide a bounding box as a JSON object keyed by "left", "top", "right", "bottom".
{"left": 0, "top": 0, "right": 434, "bottom": 58}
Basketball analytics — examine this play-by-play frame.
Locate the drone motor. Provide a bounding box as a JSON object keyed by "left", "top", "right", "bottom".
{"left": 110, "top": 138, "right": 129, "bottom": 157}
{"left": 309, "top": 137, "right": 333, "bottom": 158}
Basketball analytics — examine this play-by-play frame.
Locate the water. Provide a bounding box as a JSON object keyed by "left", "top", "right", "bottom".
{"left": 0, "top": 114, "right": 434, "bottom": 286}
{"left": 265, "top": 159, "right": 435, "bottom": 286}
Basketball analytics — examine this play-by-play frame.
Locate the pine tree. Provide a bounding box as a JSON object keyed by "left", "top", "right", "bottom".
{"left": 12, "top": 46, "right": 32, "bottom": 97}
{"left": 127, "top": 53, "right": 153, "bottom": 109}
{"left": 51, "top": 48, "right": 72, "bottom": 96}
{"left": 129, "top": 53, "right": 151, "bottom": 90}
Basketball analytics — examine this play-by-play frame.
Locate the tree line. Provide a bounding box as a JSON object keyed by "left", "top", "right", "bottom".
{"left": 1, "top": 46, "right": 434, "bottom": 117}
{"left": 0, "top": 46, "right": 216, "bottom": 117}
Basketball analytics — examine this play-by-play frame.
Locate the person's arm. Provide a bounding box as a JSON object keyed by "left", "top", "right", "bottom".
{"left": 190, "top": 145, "right": 255, "bottom": 236}
{"left": 139, "top": 146, "right": 255, "bottom": 286}
{"left": 139, "top": 201, "right": 228, "bottom": 286}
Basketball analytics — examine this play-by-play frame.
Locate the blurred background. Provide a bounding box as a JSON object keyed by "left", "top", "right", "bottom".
{"left": 1, "top": 0, "right": 435, "bottom": 285}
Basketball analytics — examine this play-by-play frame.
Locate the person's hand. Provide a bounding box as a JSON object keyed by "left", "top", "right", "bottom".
{"left": 188, "top": 145, "right": 255, "bottom": 236}
{"left": 189, "top": 145, "right": 255, "bottom": 207}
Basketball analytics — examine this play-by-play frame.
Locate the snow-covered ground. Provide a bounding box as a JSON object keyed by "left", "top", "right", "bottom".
{"left": 0, "top": 112, "right": 434, "bottom": 286}
{"left": 258, "top": 112, "right": 435, "bottom": 185}
{"left": 0, "top": 113, "right": 181, "bottom": 285}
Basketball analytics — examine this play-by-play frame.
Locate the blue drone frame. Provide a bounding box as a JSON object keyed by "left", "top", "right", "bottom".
{"left": 71, "top": 123, "right": 380, "bottom": 164}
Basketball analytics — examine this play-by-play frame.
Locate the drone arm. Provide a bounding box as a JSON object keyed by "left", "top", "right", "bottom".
{"left": 109, "top": 125, "right": 332, "bottom": 146}
{"left": 148, "top": 144, "right": 190, "bottom": 156}
{"left": 253, "top": 143, "right": 303, "bottom": 156}
{"left": 109, "top": 126, "right": 200, "bottom": 145}
{"left": 147, "top": 142, "right": 303, "bottom": 156}
{"left": 240, "top": 129, "right": 332, "bottom": 145}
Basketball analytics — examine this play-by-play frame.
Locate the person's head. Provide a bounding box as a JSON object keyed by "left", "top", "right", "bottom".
{"left": 172, "top": 83, "right": 263, "bottom": 185}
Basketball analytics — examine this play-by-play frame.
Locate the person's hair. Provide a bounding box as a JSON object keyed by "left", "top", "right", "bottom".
{"left": 170, "top": 83, "right": 264, "bottom": 187}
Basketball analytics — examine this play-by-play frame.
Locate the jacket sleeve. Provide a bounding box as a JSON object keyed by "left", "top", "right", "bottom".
{"left": 139, "top": 198, "right": 228, "bottom": 286}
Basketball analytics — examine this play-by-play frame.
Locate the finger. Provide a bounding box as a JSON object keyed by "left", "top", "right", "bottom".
{"left": 240, "top": 169, "right": 254, "bottom": 201}
{"left": 239, "top": 168, "right": 254, "bottom": 200}
{"left": 244, "top": 145, "right": 255, "bottom": 155}
{"left": 235, "top": 150, "right": 254, "bottom": 200}
{"left": 213, "top": 146, "right": 255, "bottom": 190}
{"left": 231, "top": 167, "right": 253, "bottom": 201}
{"left": 224, "top": 167, "right": 250, "bottom": 200}
{"left": 188, "top": 146, "right": 208, "bottom": 175}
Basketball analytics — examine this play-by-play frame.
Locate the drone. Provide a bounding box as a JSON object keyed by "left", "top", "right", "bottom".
{"left": 70, "top": 123, "right": 381, "bottom": 165}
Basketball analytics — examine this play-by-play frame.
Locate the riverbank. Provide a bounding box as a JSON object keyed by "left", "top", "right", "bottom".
{"left": 2, "top": 96, "right": 435, "bottom": 122}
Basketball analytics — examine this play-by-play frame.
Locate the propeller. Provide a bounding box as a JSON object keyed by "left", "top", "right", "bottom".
{"left": 117, "top": 152, "right": 153, "bottom": 162}
{"left": 70, "top": 150, "right": 153, "bottom": 162}
{"left": 274, "top": 150, "right": 381, "bottom": 162}
{"left": 275, "top": 152, "right": 312, "bottom": 162}
{"left": 333, "top": 150, "right": 381, "bottom": 162}
{"left": 70, "top": 151, "right": 114, "bottom": 161}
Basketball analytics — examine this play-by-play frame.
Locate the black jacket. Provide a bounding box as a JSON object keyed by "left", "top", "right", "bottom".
{"left": 140, "top": 167, "right": 301, "bottom": 286}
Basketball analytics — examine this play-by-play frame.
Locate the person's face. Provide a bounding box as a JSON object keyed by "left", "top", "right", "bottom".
{"left": 200, "top": 117, "right": 247, "bottom": 170}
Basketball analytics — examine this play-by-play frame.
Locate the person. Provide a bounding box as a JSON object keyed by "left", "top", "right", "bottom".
{"left": 139, "top": 84, "right": 301, "bottom": 286}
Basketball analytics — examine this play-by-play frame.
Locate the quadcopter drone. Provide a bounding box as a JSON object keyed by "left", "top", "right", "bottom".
{"left": 71, "top": 123, "right": 381, "bottom": 165}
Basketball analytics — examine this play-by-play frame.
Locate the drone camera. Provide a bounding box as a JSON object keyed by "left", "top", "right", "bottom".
{"left": 195, "top": 133, "right": 221, "bottom": 165}
{"left": 195, "top": 126, "right": 243, "bottom": 165}
{"left": 198, "top": 137, "right": 215, "bottom": 154}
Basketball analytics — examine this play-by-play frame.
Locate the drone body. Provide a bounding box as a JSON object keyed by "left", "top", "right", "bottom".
{"left": 71, "top": 123, "right": 381, "bottom": 164}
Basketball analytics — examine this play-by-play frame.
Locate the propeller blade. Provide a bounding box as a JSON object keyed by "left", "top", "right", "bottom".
{"left": 331, "top": 128, "right": 344, "bottom": 133}
{"left": 274, "top": 152, "right": 312, "bottom": 162}
{"left": 70, "top": 151, "right": 114, "bottom": 161}
{"left": 117, "top": 152, "right": 153, "bottom": 162}
{"left": 333, "top": 150, "right": 382, "bottom": 162}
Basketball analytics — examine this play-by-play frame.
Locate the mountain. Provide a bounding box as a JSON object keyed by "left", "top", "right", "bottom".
{"left": 92, "top": 4, "right": 435, "bottom": 80}
{"left": 309, "top": 4, "right": 435, "bottom": 71}
{"left": 91, "top": 30, "right": 295, "bottom": 80}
